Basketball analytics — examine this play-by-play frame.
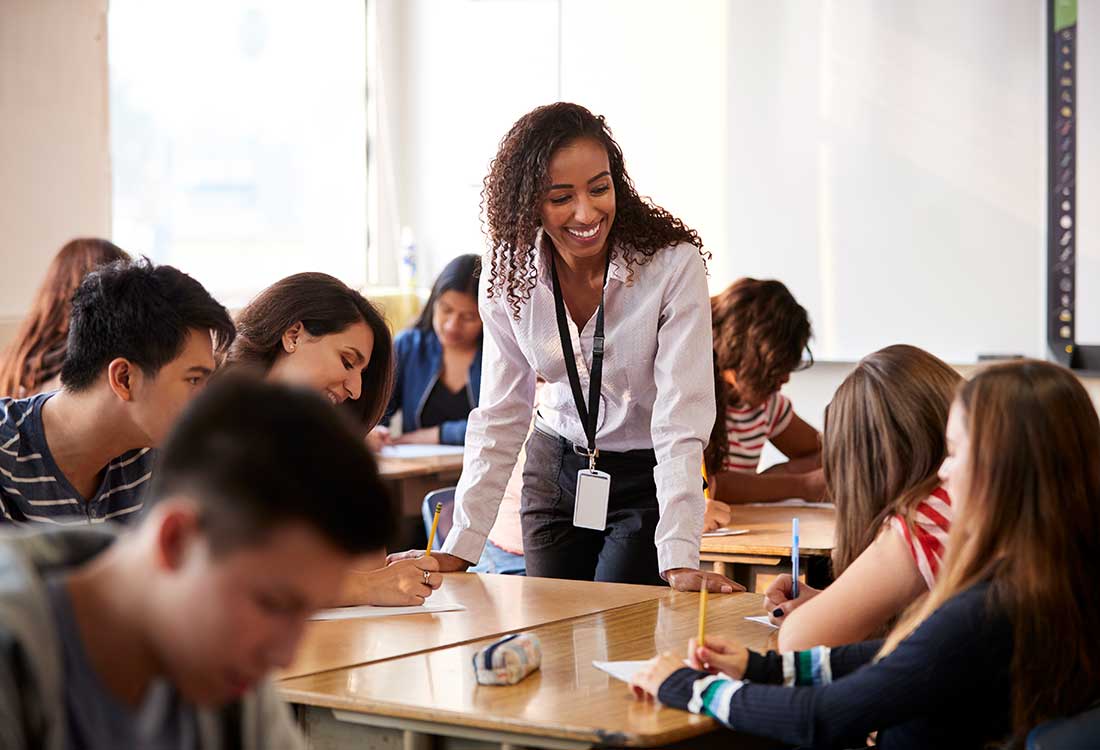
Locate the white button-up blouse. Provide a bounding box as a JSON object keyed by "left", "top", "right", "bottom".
{"left": 441, "top": 237, "right": 716, "bottom": 575}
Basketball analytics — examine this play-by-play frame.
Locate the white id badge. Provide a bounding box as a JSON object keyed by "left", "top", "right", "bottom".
{"left": 573, "top": 469, "right": 611, "bottom": 531}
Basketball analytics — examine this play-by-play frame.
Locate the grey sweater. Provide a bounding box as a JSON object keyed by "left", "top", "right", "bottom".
{"left": 0, "top": 527, "right": 304, "bottom": 750}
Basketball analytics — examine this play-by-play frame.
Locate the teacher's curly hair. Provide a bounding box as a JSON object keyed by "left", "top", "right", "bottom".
{"left": 481, "top": 102, "right": 708, "bottom": 320}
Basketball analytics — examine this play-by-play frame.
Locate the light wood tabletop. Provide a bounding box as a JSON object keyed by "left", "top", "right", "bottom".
{"left": 375, "top": 451, "right": 465, "bottom": 535}
{"left": 282, "top": 573, "right": 670, "bottom": 680}
{"left": 701, "top": 503, "right": 836, "bottom": 557}
{"left": 375, "top": 452, "right": 465, "bottom": 481}
{"left": 282, "top": 589, "right": 779, "bottom": 748}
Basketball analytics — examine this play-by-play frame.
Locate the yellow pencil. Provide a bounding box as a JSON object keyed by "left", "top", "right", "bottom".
{"left": 425, "top": 502, "right": 443, "bottom": 557}
{"left": 697, "top": 587, "right": 708, "bottom": 647}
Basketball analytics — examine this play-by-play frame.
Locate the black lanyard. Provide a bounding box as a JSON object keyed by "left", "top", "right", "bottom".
{"left": 550, "top": 253, "right": 608, "bottom": 467}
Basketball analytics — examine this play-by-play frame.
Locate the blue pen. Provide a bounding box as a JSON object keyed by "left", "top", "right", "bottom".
{"left": 791, "top": 517, "right": 800, "bottom": 600}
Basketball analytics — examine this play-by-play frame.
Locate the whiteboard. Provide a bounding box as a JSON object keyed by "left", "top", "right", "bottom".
{"left": 724, "top": 1, "right": 1049, "bottom": 363}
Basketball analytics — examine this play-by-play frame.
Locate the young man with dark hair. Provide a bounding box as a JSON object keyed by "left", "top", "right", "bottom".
{"left": 0, "top": 258, "right": 235, "bottom": 525}
{"left": 0, "top": 377, "right": 395, "bottom": 748}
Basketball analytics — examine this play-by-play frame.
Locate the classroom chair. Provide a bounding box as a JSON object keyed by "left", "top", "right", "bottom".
{"left": 1027, "top": 704, "right": 1100, "bottom": 749}
{"left": 421, "top": 487, "right": 456, "bottom": 550}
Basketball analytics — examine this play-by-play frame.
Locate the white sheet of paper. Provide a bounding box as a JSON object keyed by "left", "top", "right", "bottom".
{"left": 310, "top": 602, "right": 466, "bottom": 621}
{"left": 702, "top": 528, "right": 750, "bottom": 538}
{"left": 745, "top": 499, "right": 835, "bottom": 508}
{"left": 592, "top": 660, "right": 653, "bottom": 683}
{"left": 379, "top": 444, "right": 466, "bottom": 459}
{"left": 744, "top": 615, "right": 779, "bottom": 629}
{"left": 593, "top": 658, "right": 694, "bottom": 683}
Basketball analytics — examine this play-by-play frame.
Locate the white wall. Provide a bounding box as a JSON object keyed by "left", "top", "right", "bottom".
{"left": 371, "top": 0, "right": 729, "bottom": 287}
{"left": 0, "top": 0, "right": 112, "bottom": 323}
{"left": 726, "top": 0, "right": 1048, "bottom": 364}
{"left": 761, "top": 360, "right": 1100, "bottom": 468}
{"left": 380, "top": 1, "right": 1076, "bottom": 366}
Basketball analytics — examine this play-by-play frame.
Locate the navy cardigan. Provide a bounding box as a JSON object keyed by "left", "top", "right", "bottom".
{"left": 381, "top": 327, "right": 482, "bottom": 445}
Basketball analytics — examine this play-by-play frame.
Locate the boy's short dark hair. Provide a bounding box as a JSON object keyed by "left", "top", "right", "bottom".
{"left": 60, "top": 258, "right": 236, "bottom": 391}
{"left": 147, "top": 376, "right": 394, "bottom": 556}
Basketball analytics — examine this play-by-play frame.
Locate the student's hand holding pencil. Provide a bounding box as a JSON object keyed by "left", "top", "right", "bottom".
{"left": 703, "top": 499, "right": 732, "bottom": 532}
{"left": 763, "top": 573, "right": 821, "bottom": 625}
{"left": 629, "top": 652, "right": 686, "bottom": 701}
{"left": 365, "top": 426, "right": 393, "bottom": 452}
{"left": 338, "top": 556, "right": 443, "bottom": 607}
{"left": 687, "top": 635, "right": 749, "bottom": 679}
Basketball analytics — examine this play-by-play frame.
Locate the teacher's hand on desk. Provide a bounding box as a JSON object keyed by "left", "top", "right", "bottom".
{"left": 665, "top": 568, "right": 745, "bottom": 593}
{"left": 386, "top": 549, "right": 472, "bottom": 573}
{"left": 338, "top": 556, "right": 443, "bottom": 606}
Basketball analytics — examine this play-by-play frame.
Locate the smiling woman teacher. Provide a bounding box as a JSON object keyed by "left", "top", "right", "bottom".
{"left": 412, "top": 103, "right": 738, "bottom": 592}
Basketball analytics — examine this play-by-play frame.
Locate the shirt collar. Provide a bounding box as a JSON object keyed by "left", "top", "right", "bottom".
{"left": 533, "top": 227, "right": 629, "bottom": 289}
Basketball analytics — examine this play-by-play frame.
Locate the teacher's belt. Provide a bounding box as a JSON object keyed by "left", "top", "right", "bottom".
{"left": 532, "top": 417, "right": 657, "bottom": 463}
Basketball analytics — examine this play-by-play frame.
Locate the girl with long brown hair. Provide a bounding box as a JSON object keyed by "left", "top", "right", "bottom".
{"left": 704, "top": 278, "right": 821, "bottom": 530}
{"left": 225, "top": 272, "right": 394, "bottom": 433}
{"left": 225, "top": 273, "right": 443, "bottom": 608}
{"left": 764, "top": 345, "right": 961, "bottom": 650}
{"left": 631, "top": 360, "right": 1100, "bottom": 749}
{"left": 392, "top": 102, "right": 738, "bottom": 592}
{"left": 0, "top": 238, "right": 130, "bottom": 397}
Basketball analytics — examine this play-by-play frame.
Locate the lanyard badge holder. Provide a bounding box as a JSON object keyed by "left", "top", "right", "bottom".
{"left": 551, "top": 255, "right": 611, "bottom": 531}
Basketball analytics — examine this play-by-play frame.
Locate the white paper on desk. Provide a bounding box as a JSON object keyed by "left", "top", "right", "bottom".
{"left": 744, "top": 615, "right": 779, "bottom": 629}
{"left": 378, "top": 444, "right": 467, "bottom": 459}
{"left": 745, "top": 499, "right": 836, "bottom": 508}
{"left": 592, "top": 660, "right": 652, "bottom": 683}
{"left": 594, "top": 659, "right": 693, "bottom": 683}
{"left": 310, "top": 602, "right": 466, "bottom": 621}
{"left": 702, "top": 528, "right": 750, "bottom": 538}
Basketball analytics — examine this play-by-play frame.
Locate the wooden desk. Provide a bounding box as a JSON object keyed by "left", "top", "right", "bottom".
{"left": 376, "top": 451, "right": 464, "bottom": 548}
{"left": 701, "top": 504, "right": 836, "bottom": 592}
{"left": 283, "top": 589, "right": 781, "bottom": 749}
{"left": 376, "top": 452, "right": 465, "bottom": 483}
{"left": 283, "top": 573, "right": 669, "bottom": 680}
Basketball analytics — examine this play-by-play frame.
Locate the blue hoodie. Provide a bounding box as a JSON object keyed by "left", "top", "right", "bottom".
{"left": 381, "top": 327, "right": 482, "bottom": 445}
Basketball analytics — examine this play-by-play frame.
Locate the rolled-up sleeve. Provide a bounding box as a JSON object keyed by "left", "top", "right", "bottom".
{"left": 649, "top": 248, "right": 715, "bottom": 575}
{"left": 441, "top": 270, "right": 536, "bottom": 563}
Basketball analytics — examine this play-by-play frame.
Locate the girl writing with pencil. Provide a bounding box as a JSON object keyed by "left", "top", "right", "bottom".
{"left": 227, "top": 273, "right": 443, "bottom": 606}
{"left": 703, "top": 278, "right": 822, "bottom": 533}
{"left": 765, "top": 345, "right": 961, "bottom": 649}
{"left": 632, "top": 360, "right": 1100, "bottom": 748}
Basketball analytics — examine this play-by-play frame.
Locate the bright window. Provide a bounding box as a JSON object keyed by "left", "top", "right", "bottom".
{"left": 109, "top": 0, "right": 368, "bottom": 307}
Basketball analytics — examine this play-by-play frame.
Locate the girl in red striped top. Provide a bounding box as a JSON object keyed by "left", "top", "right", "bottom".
{"left": 764, "top": 345, "right": 962, "bottom": 650}
{"left": 703, "top": 279, "right": 822, "bottom": 530}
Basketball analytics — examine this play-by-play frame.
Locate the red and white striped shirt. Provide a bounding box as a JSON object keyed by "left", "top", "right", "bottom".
{"left": 721, "top": 392, "right": 794, "bottom": 473}
{"left": 888, "top": 487, "right": 952, "bottom": 589}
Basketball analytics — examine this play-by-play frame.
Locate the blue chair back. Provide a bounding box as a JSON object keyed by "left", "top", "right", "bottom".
{"left": 422, "top": 487, "right": 456, "bottom": 550}
{"left": 1028, "top": 705, "right": 1100, "bottom": 750}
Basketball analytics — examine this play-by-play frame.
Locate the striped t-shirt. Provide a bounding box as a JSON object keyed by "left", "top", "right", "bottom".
{"left": 888, "top": 487, "right": 952, "bottom": 589}
{"left": 0, "top": 393, "right": 155, "bottom": 525}
{"left": 722, "top": 392, "right": 794, "bottom": 473}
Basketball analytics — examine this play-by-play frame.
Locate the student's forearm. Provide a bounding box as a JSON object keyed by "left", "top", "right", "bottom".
{"left": 659, "top": 644, "right": 879, "bottom": 744}
{"left": 711, "top": 470, "right": 815, "bottom": 504}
